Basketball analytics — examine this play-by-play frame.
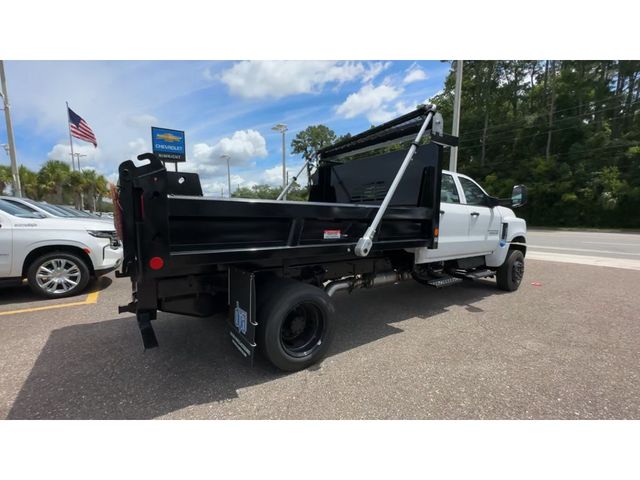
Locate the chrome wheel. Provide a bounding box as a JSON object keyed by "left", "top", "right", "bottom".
{"left": 35, "top": 258, "right": 82, "bottom": 295}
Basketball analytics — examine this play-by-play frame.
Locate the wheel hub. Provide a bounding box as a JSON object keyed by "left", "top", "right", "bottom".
{"left": 36, "top": 258, "right": 81, "bottom": 294}
{"left": 279, "top": 303, "right": 324, "bottom": 358}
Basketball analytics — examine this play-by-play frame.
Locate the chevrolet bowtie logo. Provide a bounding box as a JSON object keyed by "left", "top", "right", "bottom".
{"left": 156, "top": 132, "right": 182, "bottom": 142}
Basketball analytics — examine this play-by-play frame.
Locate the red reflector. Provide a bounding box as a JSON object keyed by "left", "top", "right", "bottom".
{"left": 149, "top": 257, "right": 164, "bottom": 270}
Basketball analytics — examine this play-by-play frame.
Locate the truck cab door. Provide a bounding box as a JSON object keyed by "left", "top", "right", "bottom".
{"left": 0, "top": 212, "right": 13, "bottom": 276}
{"left": 436, "top": 173, "right": 476, "bottom": 257}
{"left": 457, "top": 175, "right": 501, "bottom": 254}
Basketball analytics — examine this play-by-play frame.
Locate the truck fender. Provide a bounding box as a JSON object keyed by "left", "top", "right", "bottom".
{"left": 485, "top": 217, "right": 527, "bottom": 268}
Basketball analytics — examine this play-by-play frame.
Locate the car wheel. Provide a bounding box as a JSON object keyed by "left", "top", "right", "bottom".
{"left": 257, "top": 279, "right": 335, "bottom": 372}
{"left": 496, "top": 249, "right": 525, "bottom": 292}
{"left": 27, "top": 252, "right": 91, "bottom": 298}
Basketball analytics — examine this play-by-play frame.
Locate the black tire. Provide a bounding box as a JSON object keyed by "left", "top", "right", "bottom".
{"left": 496, "top": 249, "right": 525, "bottom": 292}
{"left": 257, "top": 279, "right": 335, "bottom": 372}
{"left": 27, "top": 251, "right": 91, "bottom": 298}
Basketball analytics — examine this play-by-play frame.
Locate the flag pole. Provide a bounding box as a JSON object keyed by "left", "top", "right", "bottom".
{"left": 66, "top": 101, "right": 76, "bottom": 171}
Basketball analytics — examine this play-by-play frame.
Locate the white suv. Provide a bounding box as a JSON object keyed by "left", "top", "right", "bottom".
{"left": 0, "top": 199, "right": 123, "bottom": 298}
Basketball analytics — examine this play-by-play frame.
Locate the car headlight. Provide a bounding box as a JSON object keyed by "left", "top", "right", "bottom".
{"left": 87, "top": 230, "right": 121, "bottom": 247}
{"left": 87, "top": 230, "right": 116, "bottom": 239}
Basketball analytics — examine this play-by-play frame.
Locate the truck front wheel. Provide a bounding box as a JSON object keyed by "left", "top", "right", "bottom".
{"left": 257, "top": 280, "right": 335, "bottom": 372}
{"left": 496, "top": 249, "right": 525, "bottom": 292}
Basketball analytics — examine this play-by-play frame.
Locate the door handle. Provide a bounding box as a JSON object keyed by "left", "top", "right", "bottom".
{"left": 470, "top": 211, "right": 480, "bottom": 217}
{"left": 439, "top": 210, "right": 445, "bottom": 215}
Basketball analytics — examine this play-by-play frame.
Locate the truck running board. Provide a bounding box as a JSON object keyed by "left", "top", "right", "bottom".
{"left": 426, "top": 276, "right": 463, "bottom": 288}
{"left": 461, "top": 269, "right": 496, "bottom": 280}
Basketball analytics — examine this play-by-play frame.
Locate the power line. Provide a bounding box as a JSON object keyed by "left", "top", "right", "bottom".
{"left": 459, "top": 110, "right": 639, "bottom": 150}
{"left": 458, "top": 90, "right": 637, "bottom": 138}
{"left": 460, "top": 142, "right": 639, "bottom": 170}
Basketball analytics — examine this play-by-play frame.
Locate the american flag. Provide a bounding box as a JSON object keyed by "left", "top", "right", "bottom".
{"left": 68, "top": 107, "right": 97, "bottom": 147}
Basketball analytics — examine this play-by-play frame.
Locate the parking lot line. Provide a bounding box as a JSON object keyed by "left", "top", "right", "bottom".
{"left": 0, "top": 290, "right": 100, "bottom": 317}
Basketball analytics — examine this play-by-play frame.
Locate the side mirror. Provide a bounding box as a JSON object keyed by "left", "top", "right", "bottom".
{"left": 511, "top": 185, "right": 527, "bottom": 208}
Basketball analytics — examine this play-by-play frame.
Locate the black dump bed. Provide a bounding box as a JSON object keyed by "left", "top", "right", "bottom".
{"left": 115, "top": 104, "right": 455, "bottom": 320}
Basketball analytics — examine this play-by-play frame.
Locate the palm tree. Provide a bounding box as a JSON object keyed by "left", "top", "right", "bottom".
{"left": 94, "top": 174, "right": 109, "bottom": 211}
{"left": 0, "top": 165, "right": 12, "bottom": 194}
{"left": 68, "top": 170, "right": 87, "bottom": 209}
{"left": 80, "top": 169, "right": 108, "bottom": 212}
{"left": 38, "top": 160, "right": 71, "bottom": 203}
{"left": 19, "top": 165, "right": 39, "bottom": 199}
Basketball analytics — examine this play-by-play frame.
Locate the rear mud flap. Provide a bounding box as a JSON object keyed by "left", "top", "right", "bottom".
{"left": 137, "top": 310, "right": 159, "bottom": 349}
{"left": 227, "top": 267, "right": 257, "bottom": 365}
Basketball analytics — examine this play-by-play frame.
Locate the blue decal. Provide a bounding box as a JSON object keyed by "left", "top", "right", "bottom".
{"left": 234, "top": 301, "right": 248, "bottom": 335}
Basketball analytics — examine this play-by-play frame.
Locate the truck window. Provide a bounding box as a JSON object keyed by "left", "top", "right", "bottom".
{"left": 459, "top": 177, "right": 487, "bottom": 206}
{"left": 441, "top": 174, "right": 460, "bottom": 203}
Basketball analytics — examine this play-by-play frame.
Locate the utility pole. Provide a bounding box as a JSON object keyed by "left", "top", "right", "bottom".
{"left": 0, "top": 60, "right": 22, "bottom": 197}
{"left": 70, "top": 152, "right": 87, "bottom": 171}
{"left": 449, "top": 60, "right": 463, "bottom": 172}
{"left": 220, "top": 154, "right": 231, "bottom": 198}
{"left": 271, "top": 123, "right": 288, "bottom": 199}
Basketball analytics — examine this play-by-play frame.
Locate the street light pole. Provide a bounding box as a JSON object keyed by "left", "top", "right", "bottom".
{"left": 220, "top": 154, "right": 231, "bottom": 198}
{"left": 271, "top": 123, "right": 288, "bottom": 199}
{"left": 0, "top": 60, "right": 22, "bottom": 197}
{"left": 71, "top": 153, "right": 87, "bottom": 171}
{"left": 449, "top": 60, "right": 463, "bottom": 173}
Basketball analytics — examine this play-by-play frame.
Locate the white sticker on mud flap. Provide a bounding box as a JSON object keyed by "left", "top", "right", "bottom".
{"left": 323, "top": 229, "right": 341, "bottom": 240}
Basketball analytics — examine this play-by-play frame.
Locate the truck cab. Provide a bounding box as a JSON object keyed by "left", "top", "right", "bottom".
{"left": 415, "top": 170, "right": 527, "bottom": 264}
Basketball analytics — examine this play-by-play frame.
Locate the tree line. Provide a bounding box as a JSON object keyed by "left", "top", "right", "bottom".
{"left": 431, "top": 60, "right": 640, "bottom": 228}
{"left": 240, "top": 61, "right": 640, "bottom": 228}
{"left": 0, "top": 160, "right": 111, "bottom": 212}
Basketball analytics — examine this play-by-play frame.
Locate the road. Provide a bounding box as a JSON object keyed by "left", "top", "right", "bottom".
{"left": 0, "top": 230, "right": 639, "bottom": 419}
{"left": 527, "top": 229, "right": 640, "bottom": 270}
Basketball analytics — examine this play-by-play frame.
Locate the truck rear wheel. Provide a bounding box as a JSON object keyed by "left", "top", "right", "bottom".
{"left": 257, "top": 280, "right": 335, "bottom": 372}
{"left": 496, "top": 249, "right": 524, "bottom": 292}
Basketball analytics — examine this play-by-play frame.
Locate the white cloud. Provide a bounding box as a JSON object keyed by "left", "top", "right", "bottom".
{"left": 336, "top": 83, "right": 403, "bottom": 122}
{"left": 362, "top": 61, "right": 392, "bottom": 83}
{"left": 262, "top": 164, "right": 285, "bottom": 185}
{"left": 366, "top": 100, "right": 415, "bottom": 124}
{"left": 190, "top": 129, "right": 268, "bottom": 182}
{"left": 125, "top": 114, "right": 158, "bottom": 128}
{"left": 220, "top": 61, "right": 391, "bottom": 99}
{"left": 47, "top": 143, "right": 102, "bottom": 168}
{"left": 403, "top": 66, "right": 428, "bottom": 84}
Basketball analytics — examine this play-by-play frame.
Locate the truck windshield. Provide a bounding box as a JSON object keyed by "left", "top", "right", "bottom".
{"left": 0, "top": 199, "right": 44, "bottom": 218}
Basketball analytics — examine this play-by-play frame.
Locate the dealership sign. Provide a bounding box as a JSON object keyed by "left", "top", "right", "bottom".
{"left": 151, "top": 127, "right": 186, "bottom": 163}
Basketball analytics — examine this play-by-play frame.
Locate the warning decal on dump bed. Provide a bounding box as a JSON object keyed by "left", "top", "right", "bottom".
{"left": 323, "top": 229, "right": 341, "bottom": 240}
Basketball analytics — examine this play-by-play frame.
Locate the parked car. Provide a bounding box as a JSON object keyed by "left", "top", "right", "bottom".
{"left": 0, "top": 196, "right": 112, "bottom": 224}
{"left": 0, "top": 199, "right": 122, "bottom": 298}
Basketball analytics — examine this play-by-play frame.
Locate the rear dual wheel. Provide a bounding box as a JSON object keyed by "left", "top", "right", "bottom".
{"left": 257, "top": 279, "right": 335, "bottom": 372}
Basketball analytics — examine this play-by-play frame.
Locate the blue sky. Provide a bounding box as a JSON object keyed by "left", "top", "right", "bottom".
{"left": 1, "top": 60, "right": 450, "bottom": 194}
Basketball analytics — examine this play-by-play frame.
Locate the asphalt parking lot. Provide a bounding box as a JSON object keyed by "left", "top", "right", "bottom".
{"left": 1, "top": 231, "right": 639, "bottom": 420}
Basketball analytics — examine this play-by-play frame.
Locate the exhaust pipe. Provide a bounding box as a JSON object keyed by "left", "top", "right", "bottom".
{"left": 325, "top": 271, "right": 412, "bottom": 296}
